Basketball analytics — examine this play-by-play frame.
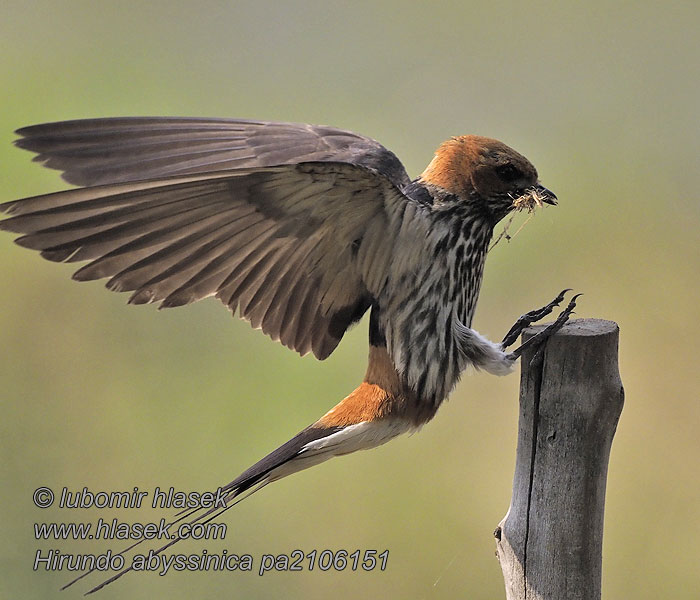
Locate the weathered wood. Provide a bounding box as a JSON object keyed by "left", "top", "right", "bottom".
{"left": 495, "top": 318, "right": 624, "bottom": 600}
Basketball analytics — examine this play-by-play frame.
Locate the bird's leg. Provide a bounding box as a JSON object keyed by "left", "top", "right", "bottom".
{"left": 505, "top": 293, "right": 581, "bottom": 360}
{"left": 501, "top": 289, "right": 572, "bottom": 349}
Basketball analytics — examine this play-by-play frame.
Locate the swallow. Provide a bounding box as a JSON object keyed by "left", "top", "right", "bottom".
{"left": 0, "top": 117, "right": 577, "bottom": 592}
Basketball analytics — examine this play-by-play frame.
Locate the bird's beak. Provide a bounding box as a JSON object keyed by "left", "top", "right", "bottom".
{"left": 535, "top": 184, "right": 558, "bottom": 205}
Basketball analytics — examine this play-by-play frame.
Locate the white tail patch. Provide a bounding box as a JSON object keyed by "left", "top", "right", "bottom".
{"left": 268, "top": 420, "right": 411, "bottom": 482}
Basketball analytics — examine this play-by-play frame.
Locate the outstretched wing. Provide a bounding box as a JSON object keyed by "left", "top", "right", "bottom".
{"left": 13, "top": 117, "right": 411, "bottom": 188}
{"left": 0, "top": 162, "right": 411, "bottom": 360}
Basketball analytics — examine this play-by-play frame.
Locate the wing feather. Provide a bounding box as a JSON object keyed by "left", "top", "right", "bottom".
{"left": 1, "top": 162, "right": 411, "bottom": 359}
{"left": 14, "top": 117, "right": 411, "bottom": 189}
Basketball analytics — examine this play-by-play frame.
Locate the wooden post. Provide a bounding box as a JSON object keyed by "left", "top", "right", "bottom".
{"left": 495, "top": 318, "right": 624, "bottom": 600}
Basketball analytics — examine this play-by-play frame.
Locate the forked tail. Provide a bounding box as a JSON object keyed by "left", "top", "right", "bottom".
{"left": 64, "top": 362, "right": 415, "bottom": 594}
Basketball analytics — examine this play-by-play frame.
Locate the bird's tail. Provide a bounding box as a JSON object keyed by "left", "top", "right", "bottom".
{"left": 63, "top": 379, "right": 412, "bottom": 594}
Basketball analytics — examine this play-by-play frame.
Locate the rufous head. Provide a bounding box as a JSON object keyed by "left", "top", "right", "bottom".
{"left": 420, "top": 135, "right": 556, "bottom": 219}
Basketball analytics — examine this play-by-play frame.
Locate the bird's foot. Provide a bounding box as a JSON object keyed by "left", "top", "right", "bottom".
{"left": 505, "top": 292, "right": 581, "bottom": 360}
{"left": 501, "top": 289, "right": 571, "bottom": 349}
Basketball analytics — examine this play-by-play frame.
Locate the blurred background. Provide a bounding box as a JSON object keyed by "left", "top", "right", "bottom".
{"left": 1, "top": 1, "right": 698, "bottom": 599}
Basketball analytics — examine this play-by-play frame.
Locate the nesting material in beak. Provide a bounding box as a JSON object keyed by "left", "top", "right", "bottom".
{"left": 511, "top": 184, "right": 558, "bottom": 212}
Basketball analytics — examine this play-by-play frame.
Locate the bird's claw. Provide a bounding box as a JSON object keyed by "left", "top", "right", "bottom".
{"left": 501, "top": 288, "right": 572, "bottom": 349}
{"left": 506, "top": 292, "right": 581, "bottom": 361}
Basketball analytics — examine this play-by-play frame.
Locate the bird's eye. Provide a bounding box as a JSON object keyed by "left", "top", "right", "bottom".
{"left": 495, "top": 163, "right": 521, "bottom": 182}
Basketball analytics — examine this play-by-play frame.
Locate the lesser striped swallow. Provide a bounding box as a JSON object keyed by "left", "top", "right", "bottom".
{"left": 0, "top": 117, "right": 577, "bottom": 591}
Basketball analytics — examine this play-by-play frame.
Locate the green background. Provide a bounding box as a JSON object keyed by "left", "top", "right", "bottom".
{"left": 1, "top": 2, "right": 698, "bottom": 599}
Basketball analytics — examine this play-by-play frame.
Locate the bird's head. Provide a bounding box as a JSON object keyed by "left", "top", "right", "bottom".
{"left": 419, "top": 135, "right": 557, "bottom": 222}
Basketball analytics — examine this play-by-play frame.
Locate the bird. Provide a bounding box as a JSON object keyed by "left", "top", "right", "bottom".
{"left": 0, "top": 117, "right": 577, "bottom": 592}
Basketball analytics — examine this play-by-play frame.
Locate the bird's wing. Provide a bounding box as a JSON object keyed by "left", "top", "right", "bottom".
{"left": 14, "top": 117, "right": 412, "bottom": 188}
{"left": 0, "top": 162, "right": 415, "bottom": 359}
